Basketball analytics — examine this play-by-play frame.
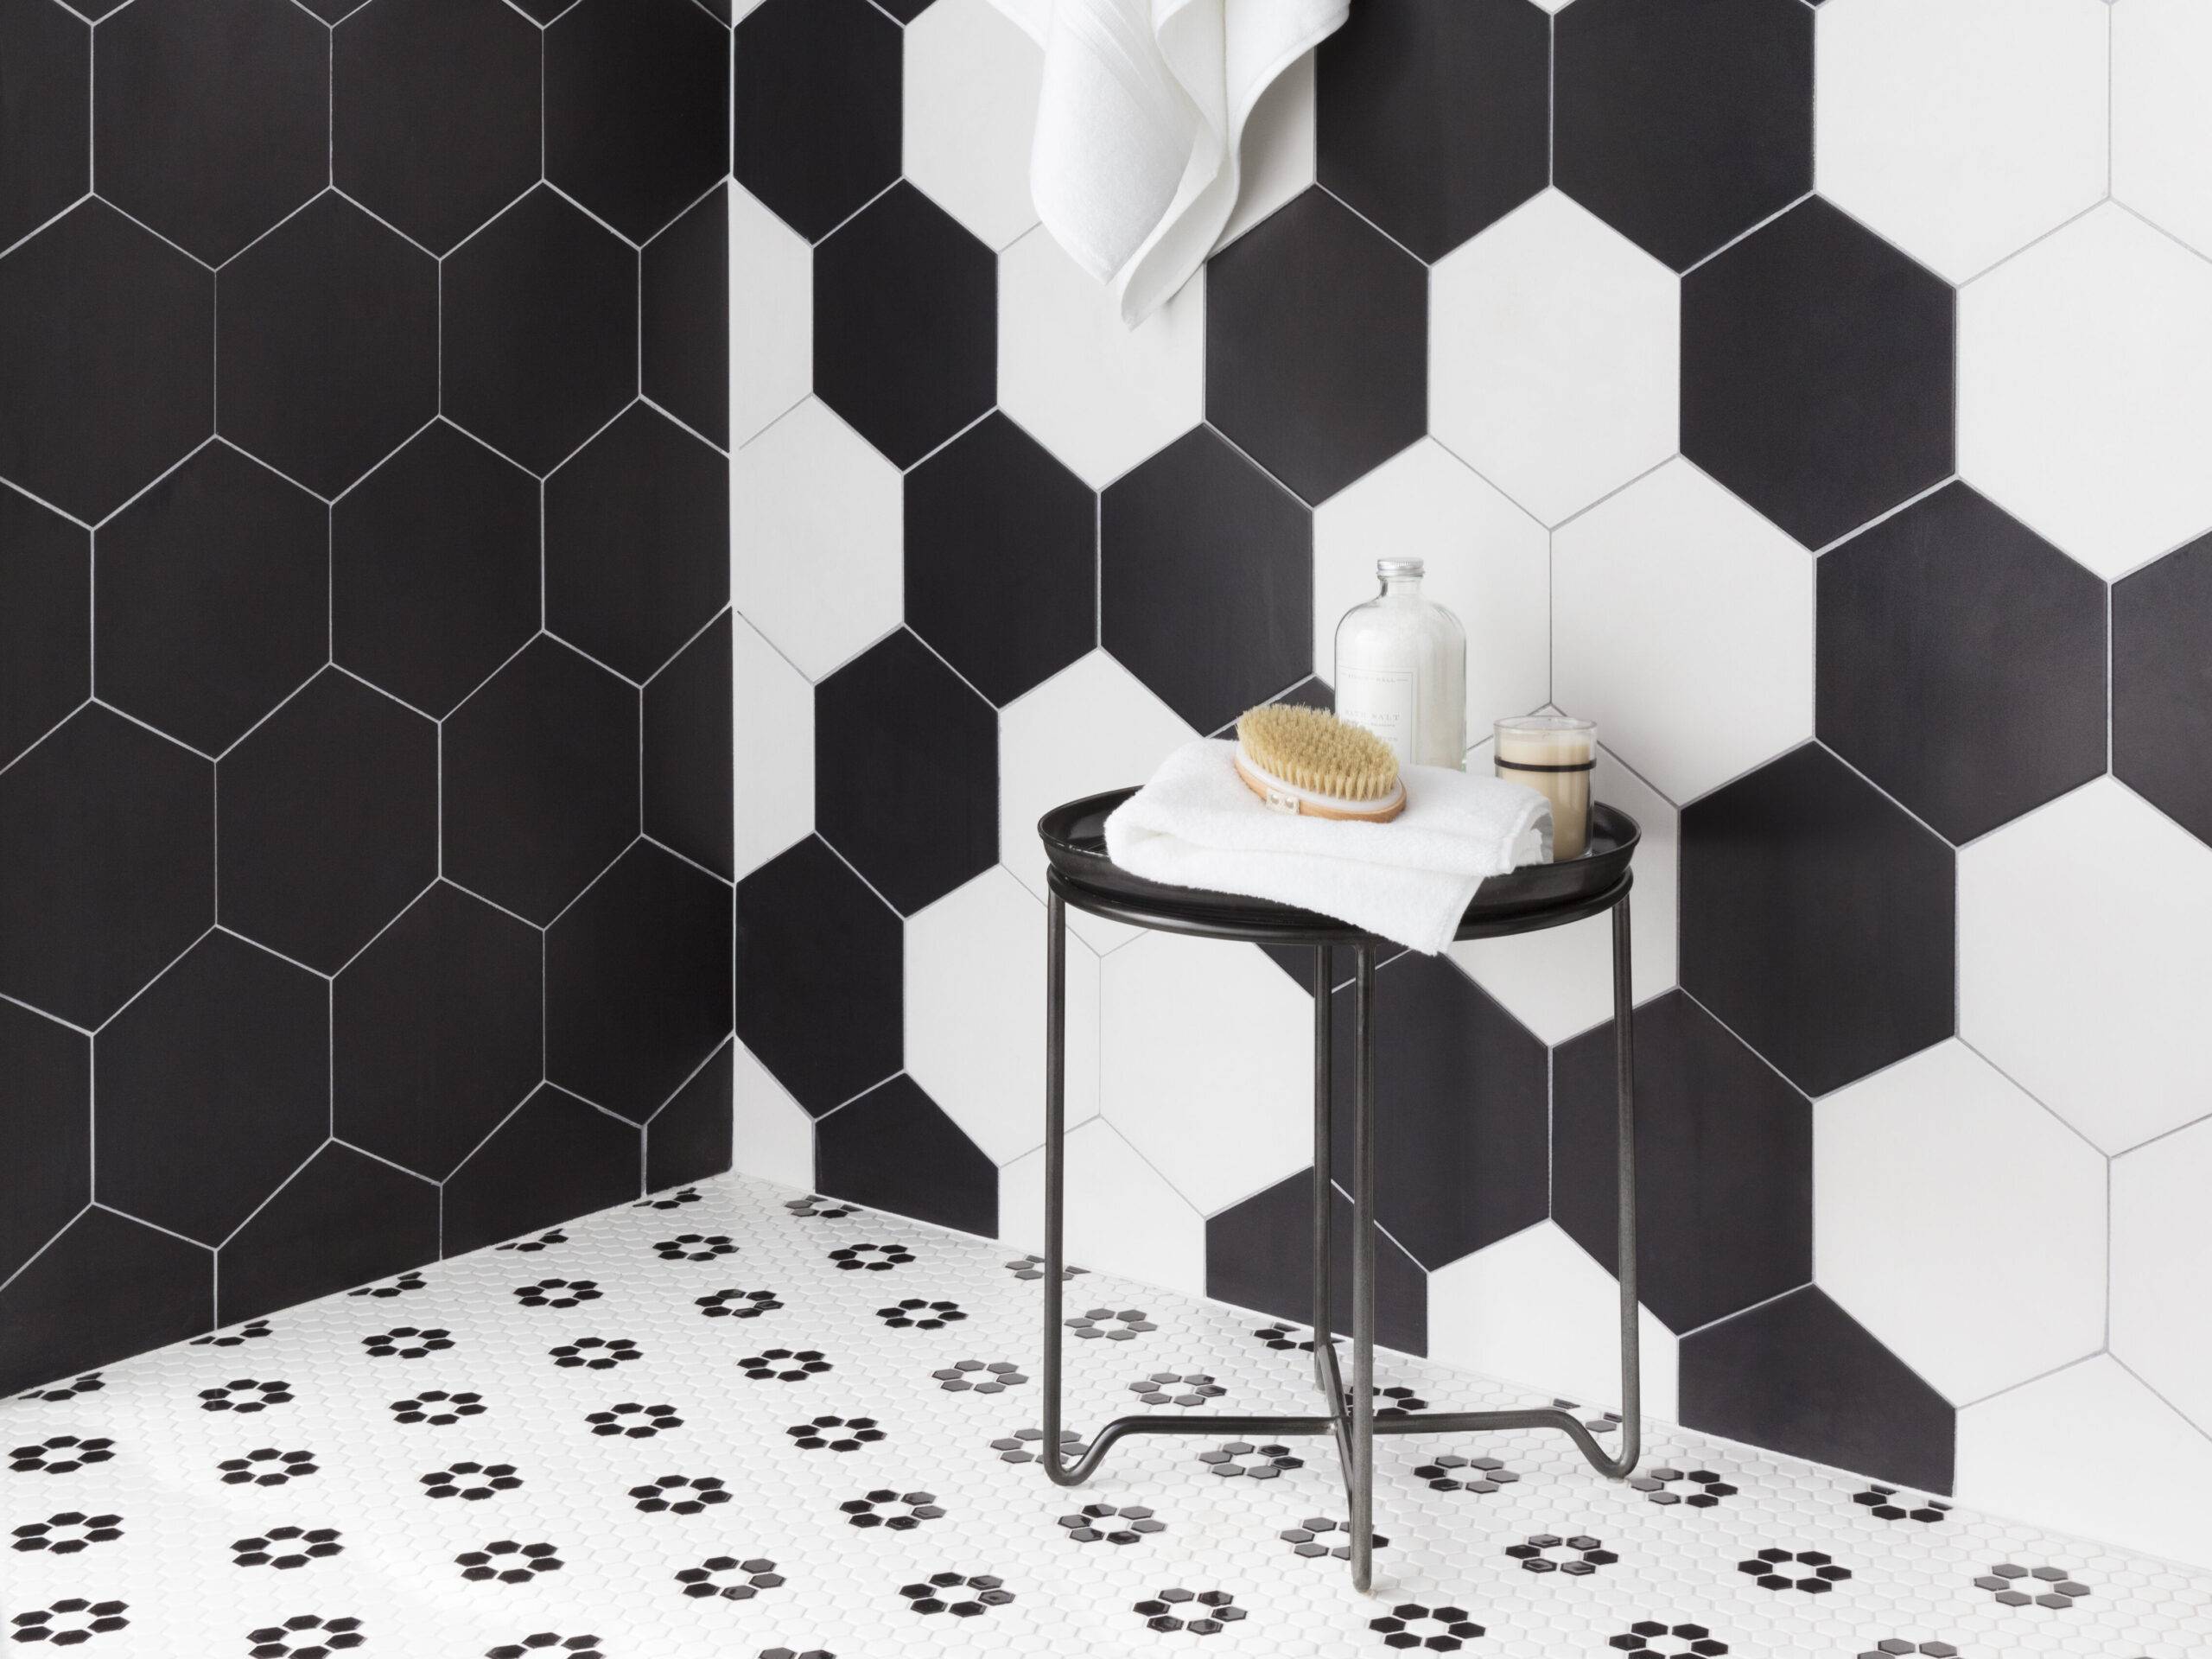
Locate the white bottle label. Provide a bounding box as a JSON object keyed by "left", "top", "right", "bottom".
{"left": 1336, "top": 665, "right": 1418, "bottom": 764}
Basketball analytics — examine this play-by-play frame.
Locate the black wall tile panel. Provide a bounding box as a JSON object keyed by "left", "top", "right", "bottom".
{"left": 1102, "top": 426, "right": 1312, "bottom": 734}
{"left": 1205, "top": 188, "right": 1427, "bottom": 506}
{"left": 643, "top": 185, "right": 731, "bottom": 449}
{"left": 1315, "top": 0, "right": 1549, "bottom": 264}
{"left": 442, "top": 1084, "right": 643, "bottom": 1256}
{"left": 0, "top": 0, "right": 88, "bottom": 255}
{"left": 1681, "top": 743, "right": 1955, "bottom": 1098}
{"left": 1554, "top": 0, "right": 1813, "bottom": 273}
{"left": 814, "top": 629, "right": 998, "bottom": 916}
{"left": 217, "top": 193, "right": 440, "bottom": 500}
{"left": 0, "top": 1000, "right": 90, "bottom": 1284}
{"left": 442, "top": 186, "right": 639, "bottom": 476}
{"left": 734, "top": 0, "right": 901, "bottom": 244}
{"left": 735, "top": 836, "right": 901, "bottom": 1117}
{"left": 0, "top": 706, "right": 213, "bottom": 1030}
{"left": 94, "top": 442, "right": 327, "bottom": 756}
{"left": 1205, "top": 1170, "right": 1427, "bottom": 1357}
{"left": 546, "top": 842, "right": 734, "bottom": 1122}
{"left": 215, "top": 1143, "right": 440, "bottom": 1325}
{"left": 218, "top": 668, "right": 437, "bottom": 974}
{"left": 333, "top": 0, "right": 542, "bottom": 257}
{"left": 94, "top": 931, "right": 327, "bottom": 1246}
{"left": 1682, "top": 198, "right": 1955, "bottom": 550}
{"left": 441, "top": 636, "right": 639, "bottom": 927}
{"left": 815, "top": 1074, "right": 996, "bottom": 1239}
{"left": 546, "top": 404, "right": 731, "bottom": 683}
{"left": 0, "top": 486, "right": 88, "bottom": 769}
{"left": 813, "top": 182, "right": 996, "bottom": 469}
{"left": 1328, "top": 956, "right": 1548, "bottom": 1272}
{"left": 645, "top": 1039, "right": 736, "bottom": 1194}
{"left": 1819, "top": 483, "right": 2107, "bottom": 844}
{"left": 0, "top": 1208, "right": 212, "bottom": 1399}
{"left": 546, "top": 0, "right": 731, "bottom": 245}
{"left": 333, "top": 881, "right": 543, "bottom": 1182}
{"left": 0, "top": 201, "right": 212, "bottom": 524}
{"left": 2113, "top": 531, "right": 2212, "bottom": 848}
{"left": 92, "top": 0, "right": 327, "bottom": 266}
{"left": 644, "top": 611, "right": 735, "bottom": 881}
{"left": 1680, "top": 1286, "right": 1955, "bottom": 1495}
{"left": 332, "top": 421, "right": 539, "bottom": 719}
{"left": 2, "top": 0, "right": 730, "bottom": 1395}
{"left": 1553, "top": 990, "right": 1812, "bottom": 1333}
{"left": 906, "top": 413, "right": 1096, "bottom": 708}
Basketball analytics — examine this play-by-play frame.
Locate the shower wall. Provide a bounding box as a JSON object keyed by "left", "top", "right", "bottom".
{"left": 0, "top": 0, "right": 734, "bottom": 1395}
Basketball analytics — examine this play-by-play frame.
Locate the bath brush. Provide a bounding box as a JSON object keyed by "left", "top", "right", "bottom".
{"left": 1233, "top": 703, "right": 1406, "bottom": 823}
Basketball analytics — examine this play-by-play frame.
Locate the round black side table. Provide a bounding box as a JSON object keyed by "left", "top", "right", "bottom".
{"left": 1034, "top": 788, "right": 1643, "bottom": 1593}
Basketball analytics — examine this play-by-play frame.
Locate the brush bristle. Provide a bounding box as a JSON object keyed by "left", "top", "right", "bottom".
{"left": 1236, "top": 703, "right": 1401, "bottom": 803}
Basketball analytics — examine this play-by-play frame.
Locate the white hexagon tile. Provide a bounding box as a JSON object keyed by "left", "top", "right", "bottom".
{"left": 2113, "top": 0, "right": 2212, "bottom": 259}
{"left": 5, "top": 1172, "right": 2209, "bottom": 1659}
{"left": 901, "top": 0, "right": 1042, "bottom": 252}
{"left": 1311, "top": 438, "right": 1550, "bottom": 747}
{"left": 2110, "top": 1116, "right": 2212, "bottom": 1437}
{"left": 1429, "top": 189, "right": 1679, "bottom": 528}
{"left": 1214, "top": 54, "right": 1315, "bottom": 254}
{"left": 734, "top": 613, "right": 813, "bottom": 880}
{"left": 1552, "top": 459, "right": 1814, "bottom": 805}
{"left": 729, "top": 183, "right": 812, "bottom": 448}
{"left": 1815, "top": 0, "right": 2108, "bottom": 284}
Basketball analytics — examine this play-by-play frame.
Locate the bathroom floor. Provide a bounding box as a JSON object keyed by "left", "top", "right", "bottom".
{"left": 5, "top": 1174, "right": 2205, "bottom": 1659}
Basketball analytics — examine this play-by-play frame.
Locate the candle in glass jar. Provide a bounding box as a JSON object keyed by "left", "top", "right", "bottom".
{"left": 1493, "top": 716, "right": 1596, "bottom": 861}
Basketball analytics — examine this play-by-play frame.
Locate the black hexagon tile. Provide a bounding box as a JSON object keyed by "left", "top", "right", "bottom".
{"left": 219, "top": 667, "right": 437, "bottom": 973}
{"left": 1205, "top": 1169, "right": 1428, "bottom": 1356}
{"left": 0, "top": 1207, "right": 209, "bottom": 1397}
{"left": 442, "top": 187, "right": 638, "bottom": 477}
{"left": 441, "top": 636, "right": 639, "bottom": 927}
{"left": 2114, "top": 530, "right": 2212, "bottom": 848}
{"left": 1553, "top": 990, "right": 1811, "bottom": 1334}
{"left": 1681, "top": 743, "right": 1954, "bottom": 1097}
{"left": 1205, "top": 188, "right": 1426, "bottom": 505}
{"left": 94, "top": 442, "right": 327, "bottom": 756}
{"left": 442, "top": 1084, "right": 641, "bottom": 1257}
{"left": 906, "top": 413, "right": 1096, "bottom": 708}
{"left": 93, "top": 930, "right": 326, "bottom": 1246}
{"left": 216, "top": 1142, "right": 438, "bottom": 1326}
{"left": 546, "top": 842, "right": 733, "bottom": 1122}
{"left": 218, "top": 193, "right": 440, "bottom": 500}
{"left": 546, "top": 0, "right": 730, "bottom": 245}
{"left": 0, "top": 998, "right": 89, "bottom": 1284}
{"left": 734, "top": 0, "right": 901, "bottom": 244}
{"left": 1102, "top": 426, "right": 1312, "bottom": 734}
{"left": 1820, "top": 483, "right": 2106, "bottom": 843}
{"left": 0, "top": 705, "right": 213, "bottom": 1029}
{"left": 92, "top": 0, "right": 327, "bottom": 266}
{"left": 814, "top": 629, "right": 997, "bottom": 916}
{"left": 334, "top": 881, "right": 543, "bottom": 1182}
{"left": 333, "top": 0, "right": 542, "bottom": 257}
{"left": 813, "top": 182, "right": 995, "bottom": 469}
{"left": 642, "top": 185, "right": 729, "bottom": 450}
{"left": 817, "top": 1074, "right": 997, "bottom": 1239}
{"left": 1683, "top": 197, "right": 1955, "bottom": 550}
{"left": 0, "top": 201, "right": 212, "bottom": 524}
{"left": 0, "top": 0, "right": 87, "bottom": 256}
{"left": 644, "top": 612, "right": 734, "bottom": 883}
{"left": 546, "top": 404, "right": 729, "bottom": 683}
{"left": 1554, "top": 0, "right": 1813, "bottom": 272}
{"left": 1316, "top": 0, "right": 1548, "bottom": 264}
{"left": 333, "top": 421, "right": 540, "bottom": 720}
{"left": 735, "top": 837, "right": 900, "bottom": 1116}
{"left": 0, "top": 487, "right": 87, "bottom": 769}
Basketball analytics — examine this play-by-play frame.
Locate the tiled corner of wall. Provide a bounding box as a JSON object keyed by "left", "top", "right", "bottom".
{"left": 727, "top": 0, "right": 2212, "bottom": 1569}
{"left": 0, "top": 0, "right": 734, "bottom": 1397}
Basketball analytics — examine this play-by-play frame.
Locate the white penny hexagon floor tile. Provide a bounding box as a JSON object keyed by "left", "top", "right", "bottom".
{"left": 3, "top": 1172, "right": 2207, "bottom": 1658}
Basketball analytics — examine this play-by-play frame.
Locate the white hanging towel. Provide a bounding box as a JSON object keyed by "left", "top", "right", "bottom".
{"left": 988, "top": 0, "right": 1349, "bottom": 326}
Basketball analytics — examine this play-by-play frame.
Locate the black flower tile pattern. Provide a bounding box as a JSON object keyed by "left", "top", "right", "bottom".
{"left": 348, "top": 1271, "right": 428, "bottom": 1300}
{"left": 197, "top": 1377, "right": 293, "bottom": 1414}
{"left": 361, "top": 1327, "right": 452, "bottom": 1360}
{"left": 736, "top": 1348, "right": 830, "bottom": 1382}
{"left": 486, "top": 1638, "right": 596, "bottom": 1659}
{"left": 13, "top": 1374, "right": 102, "bottom": 1405}
{"left": 7, "top": 1435, "right": 113, "bottom": 1475}
{"left": 653, "top": 1234, "right": 738, "bottom": 1263}
{"left": 932, "top": 1361, "right": 1025, "bottom": 1395}
{"left": 897, "top": 1573, "right": 1012, "bottom": 1617}
{"left": 389, "top": 1392, "right": 484, "bottom": 1427}
{"left": 9, "top": 1511, "right": 122, "bottom": 1556}
{"left": 585, "top": 1402, "right": 681, "bottom": 1440}
{"left": 786, "top": 1416, "right": 882, "bottom": 1452}
{"left": 988, "top": 1426, "right": 1088, "bottom": 1465}
{"left": 247, "top": 1615, "right": 364, "bottom": 1658}
{"left": 1135, "top": 1589, "right": 1245, "bottom": 1637}
{"left": 548, "top": 1338, "right": 639, "bottom": 1371}
{"left": 513, "top": 1280, "right": 601, "bottom": 1310}
{"left": 218, "top": 1449, "right": 317, "bottom": 1487}
{"left": 878, "top": 1299, "right": 964, "bottom": 1331}
{"left": 423, "top": 1461, "right": 522, "bottom": 1502}
{"left": 1632, "top": 1466, "right": 1738, "bottom": 1508}
{"left": 842, "top": 1490, "right": 944, "bottom": 1531}
{"left": 628, "top": 1474, "right": 730, "bottom": 1514}
{"left": 1369, "top": 1603, "right": 1484, "bottom": 1651}
{"left": 674, "top": 1555, "right": 783, "bottom": 1601}
{"left": 8, "top": 1599, "right": 129, "bottom": 1647}
{"left": 1739, "top": 1548, "right": 1853, "bottom": 1594}
{"left": 1065, "top": 1308, "right": 1158, "bottom": 1341}
{"left": 1974, "top": 1562, "right": 2091, "bottom": 1610}
{"left": 1855, "top": 1485, "right": 1951, "bottom": 1524}
{"left": 696, "top": 1288, "right": 780, "bottom": 1319}
{"left": 1059, "top": 1503, "right": 1164, "bottom": 1545}
{"left": 1506, "top": 1532, "right": 1618, "bottom": 1575}
{"left": 1199, "top": 1440, "right": 1303, "bottom": 1479}
{"left": 1281, "top": 1518, "right": 1392, "bottom": 1561}
{"left": 1412, "top": 1452, "right": 1516, "bottom": 1494}
{"left": 1127, "top": 1372, "right": 1224, "bottom": 1408}
{"left": 1611, "top": 1622, "right": 1729, "bottom": 1658}
{"left": 232, "top": 1527, "right": 344, "bottom": 1570}
{"left": 456, "top": 1541, "right": 563, "bottom": 1584}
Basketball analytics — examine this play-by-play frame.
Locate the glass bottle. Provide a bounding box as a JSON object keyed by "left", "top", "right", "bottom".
{"left": 1332, "top": 558, "right": 1467, "bottom": 770}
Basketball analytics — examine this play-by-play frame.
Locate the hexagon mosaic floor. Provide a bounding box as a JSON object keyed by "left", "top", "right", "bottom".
{"left": 6, "top": 1173, "right": 2206, "bottom": 1659}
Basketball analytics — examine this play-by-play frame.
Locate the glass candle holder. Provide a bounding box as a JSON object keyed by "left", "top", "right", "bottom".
{"left": 1493, "top": 716, "right": 1596, "bottom": 861}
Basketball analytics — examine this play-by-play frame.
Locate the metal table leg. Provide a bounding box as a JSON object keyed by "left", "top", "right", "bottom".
{"left": 1039, "top": 890, "right": 1643, "bottom": 1586}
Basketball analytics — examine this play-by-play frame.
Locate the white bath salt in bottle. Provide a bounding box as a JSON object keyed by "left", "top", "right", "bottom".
{"left": 1332, "top": 558, "right": 1467, "bottom": 771}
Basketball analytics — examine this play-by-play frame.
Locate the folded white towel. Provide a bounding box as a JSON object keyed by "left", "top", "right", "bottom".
{"left": 989, "top": 0, "right": 1349, "bottom": 326}
{"left": 1103, "top": 740, "right": 1554, "bottom": 956}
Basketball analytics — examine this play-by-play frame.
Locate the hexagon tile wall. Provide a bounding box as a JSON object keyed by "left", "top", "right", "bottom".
{"left": 730, "top": 0, "right": 2212, "bottom": 1569}
{"left": 0, "top": 0, "right": 734, "bottom": 1395}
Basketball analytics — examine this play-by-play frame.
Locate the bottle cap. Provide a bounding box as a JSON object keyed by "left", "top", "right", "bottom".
{"left": 1376, "top": 557, "right": 1425, "bottom": 579}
